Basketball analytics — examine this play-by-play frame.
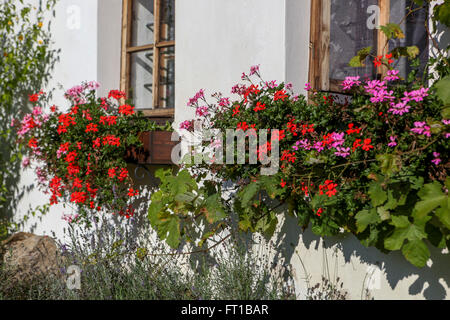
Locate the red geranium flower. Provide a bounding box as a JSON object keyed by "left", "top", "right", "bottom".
{"left": 118, "top": 104, "right": 134, "bottom": 115}
{"left": 362, "top": 138, "right": 374, "bottom": 151}
{"left": 28, "top": 137, "right": 38, "bottom": 149}
{"left": 352, "top": 139, "right": 362, "bottom": 152}
{"left": 108, "top": 90, "right": 126, "bottom": 100}
{"left": 274, "top": 90, "right": 288, "bottom": 102}
{"left": 237, "top": 122, "right": 249, "bottom": 131}
{"left": 118, "top": 168, "right": 128, "bottom": 182}
{"left": 108, "top": 168, "right": 116, "bottom": 178}
{"left": 253, "top": 102, "right": 266, "bottom": 112}
{"left": 85, "top": 123, "right": 98, "bottom": 133}
{"left": 232, "top": 105, "right": 240, "bottom": 117}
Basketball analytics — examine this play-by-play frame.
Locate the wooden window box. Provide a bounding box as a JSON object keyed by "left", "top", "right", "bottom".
{"left": 126, "top": 130, "right": 178, "bottom": 165}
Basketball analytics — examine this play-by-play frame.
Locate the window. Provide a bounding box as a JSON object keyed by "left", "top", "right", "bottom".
{"left": 120, "top": 0, "right": 175, "bottom": 117}
{"left": 309, "top": 0, "right": 429, "bottom": 93}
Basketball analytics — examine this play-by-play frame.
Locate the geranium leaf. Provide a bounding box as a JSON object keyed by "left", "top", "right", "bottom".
{"left": 402, "top": 240, "right": 430, "bottom": 268}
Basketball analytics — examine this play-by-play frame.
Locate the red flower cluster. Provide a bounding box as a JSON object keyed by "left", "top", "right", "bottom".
{"left": 319, "top": 180, "right": 338, "bottom": 198}
{"left": 58, "top": 113, "right": 76, "bottom": 135}
{"left": 20, "top": 84, "right": 142, "bottom": 223}
{"left": 102, "top": 135, "right": 121, "bottom": 147}
{"left": 108, "top": 90, "right": 126, "bottom": 100}
{"left": 99, "top": 116, "right": 118, "bottom": 126}
{"left": 49, "top": 176, "right": 62, "bottom": 205}
{"left": 274, "top": 90, "right": 288, "bottom": 102}
{"left": 281, "top": 150, "right": 297, "bottom": 163}
{"left": 232, "top": 105, "right": 240, "bottom": 117}
{"left": 301, "top": 182, "right": 310, "bottom": 197}
{"left": 128, "top": 188, "right": 139, "bottom": 197}
{"left": 287, "top": 118, "right": 298, "bottom": 136}
{"left": 373, "top": 53, "right": 394, "bottom": 68}
{"left": 118, "top": 104, "right": 135, "bottom": 115}
{"left": 243, "top": 85, "right": 261, "bottom": 103}
{"left": 253, "top": 101, "right": 266, "bottom": 112}
{"left": 352, "top": 138, "right": 373, "bottom": 152}
{"left": 28, "top": 137, "right": 38, "bottom": 149}
{"left": 301, "top": 124, "right": 315, "bottom": 136}
{"left": 29, "top": 90, "right": 44, "bottom": 102}
{"left": 85, "top": 123, "right": 98, "bottom": 133}
{"left": 362, "top": 138, "right": 374, "bottom": 151}
{"left": 71, "top": 191, "right": 87, "bottom": 204}
{"left": 237, "top": 122, "right": 249, "bottom": 131}
{"left": 347, "top": 123, "right": 361, "bottom": 135}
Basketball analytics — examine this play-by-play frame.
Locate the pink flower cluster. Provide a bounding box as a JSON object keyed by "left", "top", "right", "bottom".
{"left": 187, "top": 89, "right": 205, "bottom": 107}
{"left": 179, "top": 120, "right": 193, "bottom": 130}
{"left": 218, "top": 97, "right": 230, "bottom": 107}
{"left": 402, "top": 88, "right": 429, "bottom": 103}
{"left": 364, "top": 80, "right": 395, "bottom": 103}
{"left": 265, "top": 80, "right": 278, "bottom": 89}
{"left": 334, "top": 147, "right": 351, "bottom": 158}
{"left": 388, "top": 101, "right": 411, "bottom": 116}
{"left": 411, "top": 122, "right": 431, "bottom": 137}
{"left": 341, "top": 76, "right": 361, "bottom": 91}
{"left": 62, "top": 213, "right": 79, "bottom": 223}
{"left": 432, "top": 152, "right": 441, "bottom": 166}
{"left": 231, "top": 84, "right": 247, "bottom": 95}
{"left": 64, "top": 81, "right": 100, "bottom": 105}
{"left": 292, "top": 131, "right": 350, "bottom": 158}
{"left": 384, "top": 69, "right": 400, "bottom": 82}
{"left": 196, "top": 106, "right": 210, "bottom": 117}
{"left": 388, "top": 136, "right": 397, "bottom": 148}
{"left": 249, "top": 65, "right": 260, "bottom": 76}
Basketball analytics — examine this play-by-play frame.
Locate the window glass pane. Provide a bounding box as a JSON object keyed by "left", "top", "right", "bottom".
{"left": 389, "top": 0, "right": 428, "bottom": 79}
{"left": 158, "top": 46, "right": 175, "bottom": 108}
{"left": 129, "top": 50, "right": 154, "bottom": 109}
{"left": 131, "top": 0, "right": 154, "bottom": 47}
{"left": 329, "top": 0, "right": 378, "bottom": 81}
{"left": 159, "top": 0, "right": 175, "bottom": 42}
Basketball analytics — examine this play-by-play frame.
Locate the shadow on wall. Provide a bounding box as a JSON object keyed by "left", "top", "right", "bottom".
{"left": 274, "top": 215, "right": 450, "bottom": 300}
{"left": 0, "top": 96, "right": 37, "bottom": 238}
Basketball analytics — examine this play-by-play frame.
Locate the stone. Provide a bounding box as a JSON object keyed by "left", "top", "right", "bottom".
{"left": 1, "top": 232, "right": 63, "bottom": 284}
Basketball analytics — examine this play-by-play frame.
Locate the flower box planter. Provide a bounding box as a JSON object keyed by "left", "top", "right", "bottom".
{"left": 126, "top": 131, "right": 177, "bottom": 165}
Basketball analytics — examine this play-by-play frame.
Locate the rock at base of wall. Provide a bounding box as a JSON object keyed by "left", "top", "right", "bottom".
{"left": 1, "top": 232, "right": 63, "bottom": 285}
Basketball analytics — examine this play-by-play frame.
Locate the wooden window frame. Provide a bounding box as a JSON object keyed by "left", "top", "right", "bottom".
{"left": 309, "top": 0, "right": 391, "bottom": 93}
{"left": 120, "top": 0, "right": 175, "bottom": 117}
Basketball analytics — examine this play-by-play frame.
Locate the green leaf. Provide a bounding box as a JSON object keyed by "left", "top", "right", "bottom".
{"left": 380, "top": 23, "right": 405, "bottom": 39}
{"left": 368, "top": 182, "right": 387, "bottom": 207}
{"left": 148, "top": 198, "right": 164, "bottom": 225}
{"left": 434, "top": 2, "right": 450, "bottom": 27}
{"left": 434, "top": 75, "right": 450, "bottom": 106}
{"left": 384, "top": 215, "right": 428, "bottom": 251}
{"left": 376, "top": 154, "right": 401, "bottom": 176}
{"left": 412, "top": 182, "right": 448, "bottom": 221}
{"left": 390, "top": 46, "right": 420, "bottom": 60}
{"left": 442, "top": 107, "right": 450, "bottom": 119}
{"left": 377, "top": 206, "right": 391, "bottom": 221}
{"left": 384, "top": 227, "right": 409, "bottom": 251}
{"left": 402, "top": 240, "right": 430, "bottom": 268}
{"left": 355, "top": 209, "right": 381, "bottom": 233}
{"left": 348, "top": 46, "right": 372, "bottom": 67}
{"left": 204, "top": 194, "right": 227, "bottom": 223}
{"left": 165, "top": 216, "right": 181, "bottom": 248}
{"left": 435, "top": 205, "right": 450, "bottom": 230}
{"left": 239, "top": 182, "right": 260, "bottom": 208}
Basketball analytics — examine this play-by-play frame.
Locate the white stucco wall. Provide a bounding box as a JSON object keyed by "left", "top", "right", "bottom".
{"left": 13, "top": 0, "right": 450, "bottom": 300}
